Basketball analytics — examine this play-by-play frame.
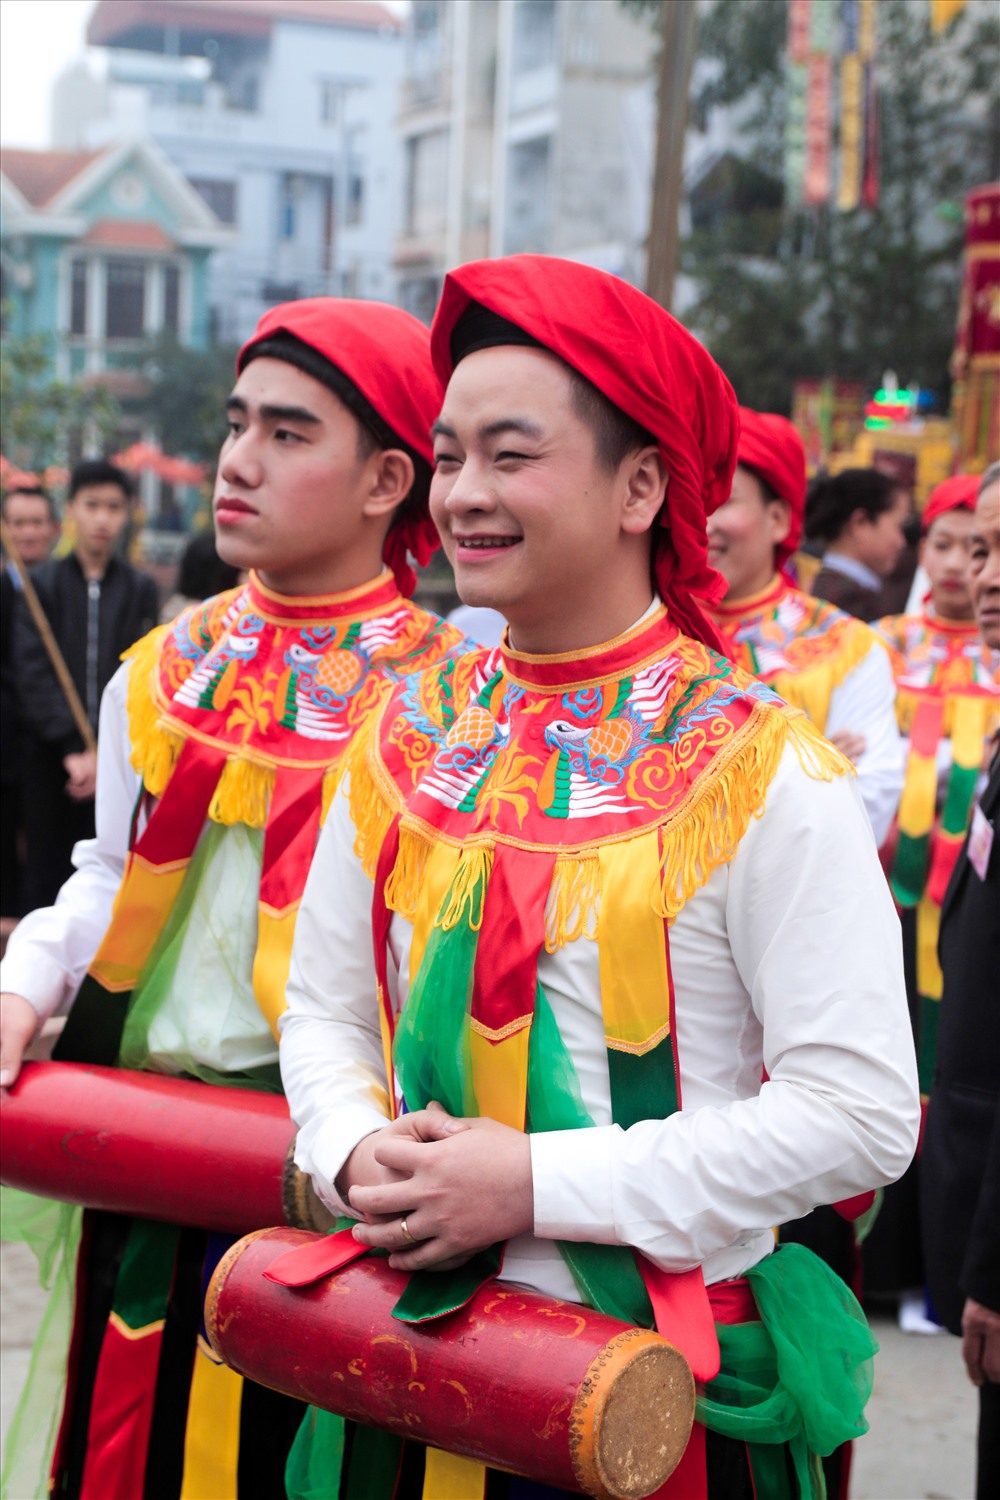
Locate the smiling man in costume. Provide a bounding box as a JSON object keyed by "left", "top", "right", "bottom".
{"left": 707, "top": 408, "right": 903, "bottom": 848}
{"left": 0, "top": 298, "right": 467, "bottom": 1500}
{"left": 280, "top": 258, "right": 919, "bottom": 1500}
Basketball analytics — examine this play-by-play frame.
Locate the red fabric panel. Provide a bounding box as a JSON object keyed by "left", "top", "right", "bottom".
{"left": 469, "top": 844, "right": 555, "bottom": 1034}
{"left": 78, "top": 1321, "right": 164, "bottom": 1500}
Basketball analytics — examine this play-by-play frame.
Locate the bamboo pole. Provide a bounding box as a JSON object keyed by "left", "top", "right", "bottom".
{"left": 646, "top": 0, "right": 699, "bottom": 312}
{"left": 1, "top": 519, "right": 97, "bottom": 754}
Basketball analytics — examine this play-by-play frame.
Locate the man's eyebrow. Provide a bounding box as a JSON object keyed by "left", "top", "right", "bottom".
{"left": 225, "top": 395, "right": 321, "bottom": 425}
{"left": 480, "top": 417, "right": 544, "bottom": 441}
{"left": 430, "top": 416, "right": 544, "bottom": 442}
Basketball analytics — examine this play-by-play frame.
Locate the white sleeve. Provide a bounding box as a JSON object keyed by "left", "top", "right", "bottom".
{"left": 531, "top": 751, "right": 920, "bottom": 1271}
{"left": 824, "top": 641, "right": 903, "bottom": 847}
{"left": 279, "top": 776, "right": 393, "bottom": 1214}
{"left": 0, "top": 662, "right": 140, "bottom": 1020}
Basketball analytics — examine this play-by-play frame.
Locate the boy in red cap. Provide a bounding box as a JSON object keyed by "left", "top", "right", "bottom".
{"left": 0, "top": 299, "right": 467, "bottom": 1500}
{"left": 706, "top": 407, "right": 903, "bottom": 846}
{"left": 280, "top": 259, "right": 919, "bottom": 1499}
{"left": 873, "top": 474, "right": 999, "bottom": 1112}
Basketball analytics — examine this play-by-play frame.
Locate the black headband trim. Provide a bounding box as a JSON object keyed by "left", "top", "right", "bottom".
{"left": 449, "top": 303, "right": 545, "bottom": 366}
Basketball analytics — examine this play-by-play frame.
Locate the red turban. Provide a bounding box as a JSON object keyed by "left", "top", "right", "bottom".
{"left": 921, "top": 474, "right": 980, "bottom": 535}
{"left": 237, "top": 298, "right": 442, "bottom": 596}
{"left": 736, "top": 407, "right": 807, "bottom": 567}
{"left": 429, "top": 256, "right": 740, "bottom": 652}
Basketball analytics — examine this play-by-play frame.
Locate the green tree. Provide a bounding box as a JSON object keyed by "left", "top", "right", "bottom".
{"left": 0, "top": 327, "right": 118, "bottom": 471}
{"left": 138, "top": 333, "right": 240, "bottom": 467}
{"left": 682, "top": 0, "right": 1000, "bottom": 412}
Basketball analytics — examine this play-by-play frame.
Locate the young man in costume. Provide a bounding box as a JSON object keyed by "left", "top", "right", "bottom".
{"left": 874, "top": 474, "right": 999, "bottom": 1068}
{"left": 863, "top": 475, "right": 999, "bottom": 1321}
{"left": 706, "top": 409, "right": 903, "bottom": 847}
{"left": 280, "top": 258, "right": 920, "bottom": 1499}
{"left": 0, "top": 298, "right": 467, "bottom": 1500}
{"left": 922, "top": 463, "right": 1000, "bottom": 1500}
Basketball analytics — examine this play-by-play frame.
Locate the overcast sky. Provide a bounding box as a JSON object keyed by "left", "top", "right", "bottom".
{"left": 0, "top": 0, "right": 408, "bottom": 151}
{"left": 0, "top": 0, "right": 95, "bottom": 148}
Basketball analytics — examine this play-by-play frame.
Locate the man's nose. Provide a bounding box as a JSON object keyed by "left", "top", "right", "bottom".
{"left": 220, "top": 431, "right": 262, "bottom": 487}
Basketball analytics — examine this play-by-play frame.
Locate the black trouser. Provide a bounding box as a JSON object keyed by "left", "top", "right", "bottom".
{"left": 20, "top": 740, "right": 95, "bottom": 912}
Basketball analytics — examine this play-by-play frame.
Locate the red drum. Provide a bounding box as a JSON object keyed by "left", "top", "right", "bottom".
{"left": 207, "top": 1225, "right": 696, "bottom": 1500}
{"left": 0, "top": 1061, "right": 332, "bottom": 1235}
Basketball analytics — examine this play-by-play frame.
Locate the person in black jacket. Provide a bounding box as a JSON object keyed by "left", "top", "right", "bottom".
{"left": 921, "top": 461, "right": 1000, "bottom": 1500}
{"left": 12, "top": 460, "right": 159, "bottom": 911}
{"left": 1, "top": 484, "right": 60, "bottom": 917}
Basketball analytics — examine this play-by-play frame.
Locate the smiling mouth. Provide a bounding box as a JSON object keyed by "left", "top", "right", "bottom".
{"left": 454, "top": 535, "right": 521, "bottom": 549}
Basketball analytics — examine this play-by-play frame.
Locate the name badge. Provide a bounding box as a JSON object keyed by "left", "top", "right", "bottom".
{"left": 968, "top": 803, "right": 994, "bottom": 882}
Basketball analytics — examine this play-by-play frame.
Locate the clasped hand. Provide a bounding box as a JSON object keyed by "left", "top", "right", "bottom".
{"left": 341, "top": 1102, "right": 534, "bottom": 1273}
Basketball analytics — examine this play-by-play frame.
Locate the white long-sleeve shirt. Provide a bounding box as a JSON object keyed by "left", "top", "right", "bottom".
{"left": 281, "top": 747, "right": 920, "bottom": 1297}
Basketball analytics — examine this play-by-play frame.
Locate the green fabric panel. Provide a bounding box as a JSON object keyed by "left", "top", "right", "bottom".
{"left": 0, "top": 1192, "right": 83, "bottom": 1500}
{"left": 558, "top": 1242, "right": 652, "bottom": 1328}
{"left": 118, "top": 822, "right": 271, "bottom": 1090}
{"left": 393, "top": 871, "right": 480, "bottom": 1120}
{"left": 112, "top": 1220, "right": 182, "bottom": 1330}
{"left": 890, "top": 831, "right": 930, "bottom": 909}
{"left": 695, "top": 1246, "right": 875, "bottom": 1496}
{"left": 285, "top": 1408, "right": 345, "bottom": 1500}
{"left": 392, "top": 1246, "right": 503, "bottom": 1325}
{"left": 606, "top": 1037, "right": 678, "bottom": 1132}
{"left": 854, "top": 1186, "right": 883, "bottom": 1245}
{"left": 526, "top": 984, "right": 592, "bottom": 1132}
{"left": 918, "top": 994, "right": 941, "bottom": 1097}
{"left": 745, "top": 1442, "right": 796, "bottom": 1500}
{"left": 343, "top": 1424, "right": 402, "bottom": 1500}
{"left": 52, "top": 973, "right": 132, "bottom": 1067}
{"left": 940, "top": 761, "right": 979, "bottom": 839}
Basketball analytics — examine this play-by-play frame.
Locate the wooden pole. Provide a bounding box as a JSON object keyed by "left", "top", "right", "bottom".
{"left": 646, "top": 0, "right": 699, "bottom": 312}
{"left": 1, "top": 519, "right": 97, "bottom": 754}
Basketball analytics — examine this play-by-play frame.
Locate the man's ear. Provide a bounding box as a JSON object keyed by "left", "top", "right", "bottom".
{"left": 767, "top": 498, "right": 792, "bottom": 550}
{"left": 363, "top": 449, "right": 415, "bottom": 521}
{"left": 620, "top": 446, "right": 669, "bottom": 536}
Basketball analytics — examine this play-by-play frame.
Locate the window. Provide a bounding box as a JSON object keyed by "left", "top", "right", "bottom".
{"left": 346, "top": 174, "right": 364, "bottom": 227}
{"left": 512, "top": 0, "right": 557, "bottom": 74}
{"left": 504, "top": 136, "right": 551, "bottom": 254}
{"left": 279, "top": 175, "right": 303, "bottom": 241}
{"left": 164, "top": 265, "right": 180, "bottom": 333}
{"left": 319, "top": 79, "right": 342, "bottom": 124}
{"left": 188, "top": 178, "right": 238, "bottom": 224}
{"left": 405, "top": 131, "right": 448, "bottom": 238}
{"left": 105, "top": 259, "right": 146, "bottom": 339}
{"left": 70, "top": 258, "right": 88, "bottom": 335}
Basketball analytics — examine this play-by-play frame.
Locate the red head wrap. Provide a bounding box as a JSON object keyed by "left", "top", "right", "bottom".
{"left": 736, "top": 407, "right": 807, "bottom": 568}
{"left": 921, "top": 474, "right": 980, "bottom": 535}
{"left": 237, "top": 298, "right": 442, "bottom": 596}
{"left": 429, "top": 256, "right": 740, "bottom": 652}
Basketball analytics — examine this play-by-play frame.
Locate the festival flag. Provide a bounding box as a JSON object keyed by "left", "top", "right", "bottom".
{"left": 785, "top": 0, "right": 811, "bottom": 209}
{"left": 837, "top": 0, "right": 864, "bottom": 213}
{"left": 930, "top": 0, "right": 968, "bottom": 32}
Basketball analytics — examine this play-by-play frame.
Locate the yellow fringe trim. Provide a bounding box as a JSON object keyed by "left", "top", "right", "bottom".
{"left": 349, "top": 701, "right": 850, "bottom": 939}
{"left": 545, "top": 854, "right": 601, "bottom": 953}
{"left": 124, "top": 623, "right": 175, "bottom": 780}
{"left": 208, "top": 756, "right": 274, "bottom": 827}
{"left": 436, "top": 844, "right": 494, "bottom": 930}
{"left": 770, "top": 623, "right": 875, "bottom": 735}
{"left": 654, "top": 709, "right": 849, "bottom": 924}
{"left": 345, "top": 719, "right": 395, "bottom": 874}
{"left": 384, "top": 824, "right": 435, "bottom": 919}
